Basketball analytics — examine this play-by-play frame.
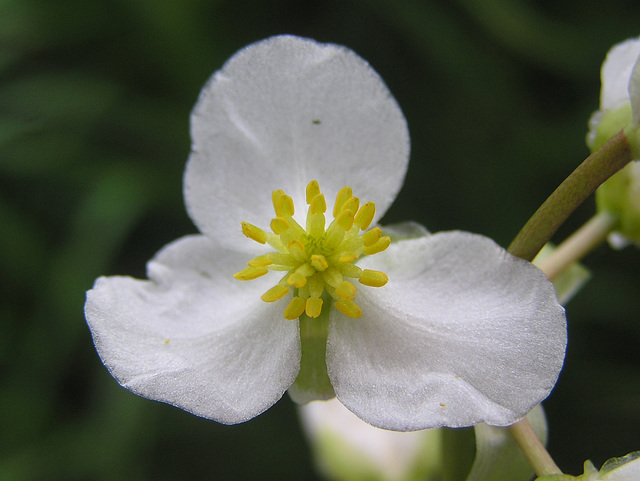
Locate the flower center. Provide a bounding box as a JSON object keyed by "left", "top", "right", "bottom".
{"left": 234, "top": 180, "right": 390, "bottom": 319}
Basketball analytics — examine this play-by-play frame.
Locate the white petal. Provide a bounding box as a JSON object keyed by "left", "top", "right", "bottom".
{"left": 85, "top": 235, "right": 300, "bottom": 424}
{"left": 629, "top": 54, "right": 640, "bottom": 124}
{"left": 184, "top": 35, "right": 409, "bottom": 250}
{"left": 327, "top": 231, "right": 566, "bottom": 431}
{"left": 299, "top": 399, "right": 438, "bottom": 480}
{"left": 601, "top": 37, "right": 640, "bottom": 110}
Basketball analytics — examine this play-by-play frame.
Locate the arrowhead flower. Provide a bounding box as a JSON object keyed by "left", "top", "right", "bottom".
{"left": 85, "top": 35, "right": 566, "bottom": 431}
{"left": 588, "top": 37, "right": 640, "bottom": 247}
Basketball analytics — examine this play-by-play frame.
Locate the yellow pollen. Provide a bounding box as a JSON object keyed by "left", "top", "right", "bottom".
{"left": 287, "top": 272, "right": 308, "bottom": 288}
{"left": 336, "top": 281, "right": 357, "bottom": 300}
{"left": 305, "top": 296, "right": 323, "bottom": 318}
{"left": 234, "top": 266, "right": 268, "bottom": 281}
{"left": 309, "top": 194, "right": 327, "bottom": 215}
{"left": 341, "top": 196, "right": 360, "bottom": 215}
{"left": 362, "top": 226, "right": 382, "bottom": 246}
{"left": 355, "top": 202, "right": 375, "bottom": 230}
{"left": 335, "top": 299, "right": 363, "bottom": 318}
{"left": 359, "top": 269, "right": 389, "bottom": 287}
{"left": 284, "top": 296, "right": 306, "bottom": 320}
{"left": 306, "top": 180, "right": 321, "bottom": 203}
{"left": 234, "top": 180, "right": 390, "bottom": 319}
{"left": 333, "top": 186, "right": 353, "bottom": 217}
{"left": 247, "top": 255, "right": 273, "bottom": 268}
{"left": 336, "top": 210, "right": 354, "bottom": 231}
{"left": 261, "top": 284, "right": 289, "bottom": 302}
{"left": 241, "top": 222, "right": 267, "bottom": 244}
{"left": 362, "top": 235, "right": 391, "bottom": 256}
{"left": 270, "top": 217, "right": 290, "bottom": 234}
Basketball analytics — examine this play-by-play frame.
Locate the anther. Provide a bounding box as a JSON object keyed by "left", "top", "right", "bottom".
{"left": 334, "top": 299, "right": 363, "bottom": 318}
{"left": 270, "top": 217, "right": 290, "bottom": 235}
{"left": 362, "top": 227, "right": 382, "bottom": 246}
{"left": 362, "top": 235, "right": 391, "bottom": 255}
{"left": 237, "top": 181, "right": 390, "bottom": 320}
{"left": 359, "top": 269, "right": 388, "bottom": 287}
{"left": 234, "top": 266, "right": 269, "bottom": 281}
{"left": 284, "top": 297, "right": 306, "bottom": 320}
{"left": 287, "top": 272, "right": 308, "bottom": 288}
{"left": 336, "top": 281, "right": 357, "bottom": 300}
{"left": 247, "top": 255, "right": 273, "bottom": 268}
{"left": 333, "top": 186, "right": 353, "bottom": 217}
{"left": 306, "top": 180, "right": 321, "bottom": 203}
{"left": 355, "top": 202, "right": 375, "bottom": 230}
{"left": 309, "top": 194, "right": 327, "bottom": 215}
{"left": 305, "top": 296, "right": 323, "bottom": 318}
{"left": 261, "top": 285, "right": 290, "bottom": 302}
{"left": 273, "top": 190, "right": 294, "bottom": 217}
{"left": 336, "top": 210, "right": 354, "bottom": 231}
{"left": 341, "top": 196, "right": 360, "bottom": 215}
{"left": 241, "top": 222, "right": 267, "bottom": 244}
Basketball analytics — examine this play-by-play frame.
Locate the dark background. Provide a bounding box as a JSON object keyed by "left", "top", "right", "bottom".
{"left": 1, "top": 1, "right": 639, "bottom": 479}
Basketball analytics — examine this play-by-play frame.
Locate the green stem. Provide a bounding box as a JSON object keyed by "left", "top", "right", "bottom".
{"left": 507, "top": 131, "right": 632, "bottom": 262}
{"left": 509, "top": 419, "right": 562, "bottom": 476}
{"left": 288, "top": 306, "right": 335, "bottom": 403}
{"left": 505, "top": 131, "right": 632, "bottom": 476}
{"left": 536, "top": 210, "right": 618, "bottom": 281}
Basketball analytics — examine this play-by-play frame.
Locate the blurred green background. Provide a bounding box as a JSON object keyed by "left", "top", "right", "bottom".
{"left": 1, "top": 0, "right": 639, "bottom": 479}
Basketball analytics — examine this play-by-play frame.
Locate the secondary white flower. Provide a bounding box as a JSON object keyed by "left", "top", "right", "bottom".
{"left": 588, "top": 37, "right": 640, "bottom": 247}
{"left": 300, "top": 398, "right": 441, "bottom": 481}
{"left": 85, "top": 35, "right": 566, "bottom": 431}
{"left": 587, "top": 37, "right": 640, "bottom": 150}
{"left": 536, "top": 452, "right": 640, "bottom": 481}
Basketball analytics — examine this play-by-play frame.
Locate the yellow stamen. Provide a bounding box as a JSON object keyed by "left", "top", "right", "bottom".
{"left": 336, "top": 281, "right": 357, "bottom": 300}
{"left": 305, "top": 296, "right": 323, "bottom": 318}
{"left": 322, "top": 266, "right": 343, "bottom": 288}
{"left": 248, "top": 255, "right": 273, "bottom": 268}
{"left": 354, "top": 202, "right": 375, "bottom": 230}
{"left": 273, "top": 190, "right": 295, "bottom": 217}
{"left": 287, "top": 272, "right": 308, "bottom": 288}
{"left": 307, "top": 274, "right": 324, "bottom": 298}
{"left": 241, "top": 222, "right": 267, "bottom": 244}
{"left": 284, "top": 296, "right": 306, "bottom": 320}
{"left": 271, "top": 217, "right": 290, "bottom": 234}
{"left": 310, "top": 194, "right": 327, "bottom": 214}
{"left": 261, "top": 285, "right": 290, "bottom": 302}
{"left": 310, "top": 254, "right": 329, "bottom": 271}
{"left": 306, "top": 180, "right": 321, "bottom": 203}
{"left": 235, "top": 180, "right": 389, "bottom": 320}
{"left": 336, "top": 210, "right": 354, "bottom": 231}
{"left": 362, "top": 236, "right": 391, "bottom": 255}
{"left": 362, "top": 227, "right": 382, "bottom": 247}
{"left": 338, "top": 252, "right": 359, "bottom": 263}
{"left": 334, "top": 299, "right": 363, "bottom": 318}
{"left": 341, "top": 196, "right": 359, "bottom": 215}
{"left": 234, "top": 266, "right": 268, "bottom": 281}
{"left": 333, "top": 186, "right": 353, "bottom": 217}
{"left": 359, "top": 269, "right": 388, "bottom": 287}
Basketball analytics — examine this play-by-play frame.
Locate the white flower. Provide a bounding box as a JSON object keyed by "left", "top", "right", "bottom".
{"left": 588, "top": 37, "right": 640, "bottom": 247}
{"left": 299, "top": 398, "right": 441, "bottom": 481}
{"left": 587, "top": 37, "right": 640, "bottom": 151}
{"left": 537, "top": 452, "right": 640, "bottom": 481}
{"left": 85, "top": 35, "right": 566, "bottom": 431}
